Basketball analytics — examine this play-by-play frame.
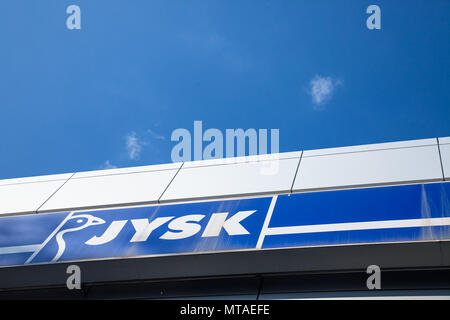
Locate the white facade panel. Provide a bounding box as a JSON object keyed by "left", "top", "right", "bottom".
{"left": 183, "top": 152, "right": 302, "bottom": 168}
{"left": 293, "top": 145, "right": 442, "bottom": 192}
{"left": 160, "top": 158, "right": 300, "bottom": 202}
{"left": 0, "top": 179, "right": 71, "bottom": 216}
{"left": 438, "top": 137, "right": 450, "bottom": 145}
{"left": 303, "top": 138, "right": 436, "bottom": 157}
{"left": 439, "top": 143, "right": 450, "bottom": 180}
{"left": 0, "top": 137, "right": 445, "bottom": 215}
{"left": 74, "top": 162, "right": 182, "bottom": 178}
{"left": 38, "top": 169, "right": 180, "bottom": 212}
{"left": 0, "top": 173, "right": 72, "bottom": 187}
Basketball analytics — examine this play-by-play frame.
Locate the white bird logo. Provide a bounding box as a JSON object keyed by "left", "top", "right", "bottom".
{"left": 1, "top": 212, "right": 108, "bottom": 264}
{"left": 51, "top": 214, "right": 105, "bottom": 262}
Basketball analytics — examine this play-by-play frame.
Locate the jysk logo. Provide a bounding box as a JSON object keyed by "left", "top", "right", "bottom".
{"left": 0, "top": 197, "right": 272, "bottom": 267}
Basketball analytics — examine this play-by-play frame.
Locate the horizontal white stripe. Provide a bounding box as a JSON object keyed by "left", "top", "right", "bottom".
{"left": 0, "top": 244, "right": 40, "bottom": 255}
{"left": 266, "top": 217, "right": 450, "bottom": 236}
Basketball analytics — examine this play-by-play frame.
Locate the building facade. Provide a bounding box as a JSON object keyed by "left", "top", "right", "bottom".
{"left": 0, "top": 137, "right": 449, "bottom": 299}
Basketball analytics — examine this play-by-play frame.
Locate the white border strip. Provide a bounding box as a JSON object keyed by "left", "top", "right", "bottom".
{"left": 256, "top": 195, "right": 278, "bottom": 249}
{"left": 0, "top": 245, "right": 40, "bottom": 255}
{"left": 266, "top": 217, "right": 450, "bottom": 236}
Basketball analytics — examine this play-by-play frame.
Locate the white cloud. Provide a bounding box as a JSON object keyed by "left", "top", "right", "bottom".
{"left": 147, "top": 129, "right": 165, "bottom": 140}
{"left": 126, "top": 131, "right": 143, "bottom": 160}
{"left": 101, "top": 160, "right": 117, "bottom": 170}
{"left": 309, "top": 75, "right": 342, "bottom": 108}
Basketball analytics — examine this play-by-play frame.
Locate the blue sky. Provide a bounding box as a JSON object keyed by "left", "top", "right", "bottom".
{"left": 0, "top": 0, "right": 449, "bottom": 179}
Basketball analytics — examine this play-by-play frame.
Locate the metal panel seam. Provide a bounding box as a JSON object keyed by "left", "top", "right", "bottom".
{"left": 290, "top": 151, "right": 303, "bottom": 193}
{"left": 437, "top": 137, "right": 446, "bottom": 181}
{"left": 157, "top": 162, "right": 185, "bottom": 203}
{"left": 35, "top": 172, "right": 76, "bottom": 214}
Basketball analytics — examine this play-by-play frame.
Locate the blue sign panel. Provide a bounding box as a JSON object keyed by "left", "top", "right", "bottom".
{"left": 262, "top": 182, "right": 450, "bottom": 249}
{"left": 0, "top": 197, "right": 272, "bottom": 267}
{"left": 0, "top": 182, "right": 449, "bottom": 267}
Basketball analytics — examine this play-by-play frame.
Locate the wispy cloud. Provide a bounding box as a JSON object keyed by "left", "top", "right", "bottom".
{"left": 100, "top": 160, "right": 117, "bottom": 170}
{"left": 126, "top": 131, "right": 143, "bottom": 160}
{"left": 123, "top": 128, "right": 165, "bottom": 162}
{"left": 147, "top": 129, "right": 165, "bottom": 141}
{"left": 309, "top": 75, "right": 342, "bottom": 108}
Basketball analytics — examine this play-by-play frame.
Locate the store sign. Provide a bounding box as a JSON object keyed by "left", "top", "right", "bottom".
{"left": 0, "top": 182, "right": 449, "bottom": 267}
